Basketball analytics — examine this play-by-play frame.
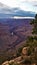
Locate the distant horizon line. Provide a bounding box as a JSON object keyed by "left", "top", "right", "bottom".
{"left": 0, "top": 16, "right": 35, "bottom": 19}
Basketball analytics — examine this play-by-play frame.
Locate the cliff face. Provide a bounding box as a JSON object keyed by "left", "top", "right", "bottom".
{"left": 0, "top": 19, "right": 32, "bottom": 64}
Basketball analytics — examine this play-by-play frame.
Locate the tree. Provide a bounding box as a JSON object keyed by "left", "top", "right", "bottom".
{"left": 16, "top": 47, "right": 23, "bottom": 57}
{"left": 30, "top": 14, "right": 37, "bottom": 63}
{"left": 26, "top": 14, "right": 37, "bottom": 63}
{"left": 30, "top": 14, "right": 37, "bottom": 34}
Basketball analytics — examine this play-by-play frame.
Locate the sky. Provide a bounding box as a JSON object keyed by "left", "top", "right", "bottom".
{"left": 0, "top": 0, "right": 37, "bottom": 13}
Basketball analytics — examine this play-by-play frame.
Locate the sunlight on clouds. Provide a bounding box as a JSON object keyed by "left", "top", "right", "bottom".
{"left": 18, "top": 0, "right": 37, "bottom": 2}
{"left": 0, "top": 0, "right": 37, "bottom": 8}
{"left": 24, "top": 0, "right": 37, "bottom": 2}
{"left": 0, "top": 0, "right": 37, "bottom": 13}
{"left": 0, "top": 0, "right": 19, "bottom": 8}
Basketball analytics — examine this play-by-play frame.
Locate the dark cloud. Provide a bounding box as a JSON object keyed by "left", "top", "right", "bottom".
{"left": 34, "top": 5, "right": 37, "bottom": 7}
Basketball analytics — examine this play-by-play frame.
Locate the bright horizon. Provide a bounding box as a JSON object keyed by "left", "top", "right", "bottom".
{"left": 0, "top": 0, "right": 37, "bottom": 13}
